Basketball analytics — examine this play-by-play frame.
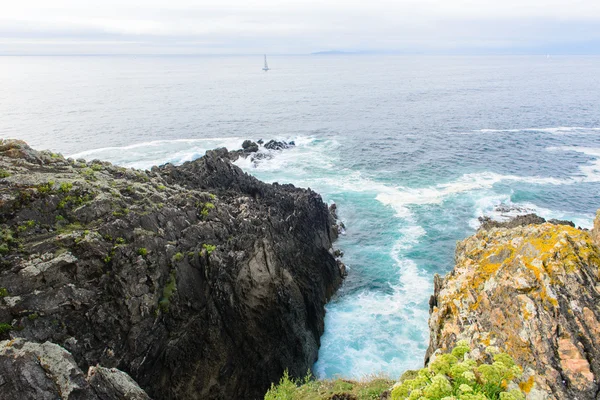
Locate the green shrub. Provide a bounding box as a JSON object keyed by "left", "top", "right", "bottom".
{"left": 264, "top": 372, "right": 393, "bottom": 400}
{"left": 390, "top": 341, "right": 526, "bottom": 400}
{"left": 81, "top": 168, "right": 96, "bottom": 180}
{"left": 0, "top": 169, "right": 10, "bottom": 178}
{"left": 17, "top": 220, "right": 35, "bottom": 232}
{"left": 200, "top": 202, "right": 216, "bottom": 218}
{"left": 0, "top": 323, "right": 12, "bottom": 334}
{"left": 37, "top": 181, "right": 54, "bottom": 194}
{"left": 265, "top": 370, "right": 297, "bottom": 400}
{"left": 172, "top": 252, "right": 184, "bottom": 262}
{"left": 59, "top": 182, "right": 73, "bottom": 193}
{"left": 138, "top": 248, "right": 148, "bottom": 257}
{"left": 116, "top": 237, "right": 126, "bottom": 244}
{"left": 28, "top": 313, "right": 39, "bottom": 320}
{"left": 158, "top": 270, "right": 177, "bottom": 312}
{"left": 0, "top": 288, "right": 8, "bottom": 297}
{"left": 202, "top": 244, "right": 216, "bottom": 255}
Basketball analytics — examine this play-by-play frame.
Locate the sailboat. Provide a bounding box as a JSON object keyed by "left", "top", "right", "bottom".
{"left": 262, "top": 54, "right": 270, "bottom": 71}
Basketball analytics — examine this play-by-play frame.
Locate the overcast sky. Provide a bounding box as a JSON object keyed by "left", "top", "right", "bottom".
{"left": 1, "top": 0, "right": 600, "bottom": 55}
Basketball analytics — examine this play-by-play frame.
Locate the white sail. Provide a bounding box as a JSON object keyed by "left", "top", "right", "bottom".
{"left": 262, "top": 54, "right": 270, "bottom": 71}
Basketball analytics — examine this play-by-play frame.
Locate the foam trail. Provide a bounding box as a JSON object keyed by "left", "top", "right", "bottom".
{"left": 548, "top": 146, "right": 600, "bottom": 183}
{"left": 68, "top": 137, "right": 244, "bottom": 169}
{"left": 475, "top": 127, "right": 600, "bottom": 134}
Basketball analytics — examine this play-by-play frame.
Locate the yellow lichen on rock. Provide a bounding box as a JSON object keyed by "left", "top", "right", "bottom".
{"left": 426, "top": 219, "right": 600, "bottom": 400}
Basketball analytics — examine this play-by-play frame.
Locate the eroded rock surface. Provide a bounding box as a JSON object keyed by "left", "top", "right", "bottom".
{"left": 0, "top": 338, "right": 149, "bottom": 400}
{"left": 0, "top": 139, "right": 344, "bottom": 399}
{"left": 426, "top": 216, "right": 600, "bottom": 399}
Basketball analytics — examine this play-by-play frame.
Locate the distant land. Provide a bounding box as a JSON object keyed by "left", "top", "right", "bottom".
{"left": 311, "top": 50, "right": 355, "bottom": 55}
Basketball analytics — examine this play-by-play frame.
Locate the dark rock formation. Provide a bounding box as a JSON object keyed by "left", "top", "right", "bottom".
{"left": 241, "top": 140, "right": 259, "bottom": 153}
{"left": 0, "top": 139, "right": 345, "bottom": 399}
{"left": 0, "top": 338, "right": 150, "bottom": 400}
{"left": 478, "top": 213, "right": 575, "bottom": 231}
{"left": 264, "top": 140, "right": 294, "bottom": 151}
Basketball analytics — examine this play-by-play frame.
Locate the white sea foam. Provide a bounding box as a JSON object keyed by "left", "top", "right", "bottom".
{"left": 474, "top": 127, "right": 600, "bottom": 135}
{"left": 68, "top": 137, "right": 245, "bottom": 169}
{"left": 547, "top": 146, "right": 600, "bottom": 183}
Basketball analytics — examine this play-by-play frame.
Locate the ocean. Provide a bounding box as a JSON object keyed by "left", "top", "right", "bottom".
{"left": 1, "top": 54, "right": 600, "bottom": 380}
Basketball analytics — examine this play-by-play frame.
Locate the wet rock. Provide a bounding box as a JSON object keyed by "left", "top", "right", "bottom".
{"left": 241, "top": 140, "right": 259, "bottom": 153}
{"left": 478, "top": 213, "right": 575, "bottom": 231}
{"left": 0, "top": 139, "right": 345, "bottom": 399}
{"left": 264, "top": 140, "right": 293, "bottom": 150}
{"left": 426, "top": 219, "right": 600, "bottom": 400}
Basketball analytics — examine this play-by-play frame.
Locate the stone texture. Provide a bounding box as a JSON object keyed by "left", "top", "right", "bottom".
{"left": 0, "top": 338, "right": 149, "bottom": 400}
{"left": 426, "top": 217, "right": 600, "bottom": 400}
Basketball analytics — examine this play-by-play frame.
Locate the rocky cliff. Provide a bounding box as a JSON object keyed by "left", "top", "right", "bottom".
{"left": 0, "top": 139, "right": 345, "bottom": 399}
{"left": 427, "top": 215, "right": 600, "bottom": 400}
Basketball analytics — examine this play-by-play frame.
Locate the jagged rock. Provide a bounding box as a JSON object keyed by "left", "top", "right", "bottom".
{"left": 478, "top": 213, "right": 574, "bottom": 231}
{"left": 426, "top": 217, "right": 600, "bottom": 400}
{"left": 264, "top": 140, "right": 294, "bottom": 150}
{"left": 0, "top": 139, "right": 344, "bottom": 399}
{"left": 241, "top": 140, "right": 259, "bottom": 153}
{"left": 87, "top": 365, "right": 151, "bottom": 400}
{"left": 0, "top": 338, "right": 149, "bottom": 400}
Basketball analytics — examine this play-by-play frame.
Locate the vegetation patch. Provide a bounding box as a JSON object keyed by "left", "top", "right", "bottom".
{"left": 202, "top": 243, "right": 217, "bottom": 255}
{"left": 17, "top": 220, "right": 35, "bottom": 232}
{"left": 37, "top": 181, "right": 55, "bottom": 195}
{"left": 390, "top": 342, "right": 526, "bottom": 400}
{"left": 265, "top": 371, "right": 393, "bottom": 400}
{"left": 0, "top": 323, "right": 13, "bottom": 334}
{"left": 138, "top": 247, "right": 148, "bottom": 257}
{"left": 0, "top": 169, "right": 10, "bottom": 178}
{"left": 200, "top": 202, "right": 215, "bottom": 218}
{"left": 158, "top": 269, "right": 177, "bottom": 313}
{"left": 59, "top": 182, "right": 73, "bottom": 193}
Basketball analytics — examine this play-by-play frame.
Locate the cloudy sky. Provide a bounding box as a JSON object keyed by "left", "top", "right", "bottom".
{"left": 1, "top": 0, "right": 599, "bottom": 55}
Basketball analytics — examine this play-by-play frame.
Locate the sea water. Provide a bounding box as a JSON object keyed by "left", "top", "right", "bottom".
{"left": 1, "top": 55, "right": 600, "bottom": 380}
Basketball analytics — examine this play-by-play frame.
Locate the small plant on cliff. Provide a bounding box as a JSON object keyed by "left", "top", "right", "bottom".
{"left": 172, "top": 252, "right": 184, "bottom": 262}
{"left": 158, "top": 270, "right": 177, "bottom": 313}
{"left": 37, "top": 181, "right": 54, "bottom": 194}
{"left": 0, "top": 323, "right": 13, "bottom": 334}
{"left": 0, "top": 169, "right": 10, "bottom": 178}
{"left": 390, "top": 341, "right": 526, "bottom": 400}
{"left": 138, "top": 248, "right": 148, "bottom": 257}
{"left": 202, "top": 243, "right": 216, "bottom": 255}
{"left": 59, "top": 182, "right": 73, "bottom": 193}
{"left": 0, "top": 288, "right": 9, "bottom": 297}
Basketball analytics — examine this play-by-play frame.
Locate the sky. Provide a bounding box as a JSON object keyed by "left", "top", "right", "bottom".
{"left": 1, "top": 0, "right": 600, "bottom": 55}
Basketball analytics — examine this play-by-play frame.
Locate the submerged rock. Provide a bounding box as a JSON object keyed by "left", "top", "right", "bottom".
{"left": 427, "top": 216, "right": 600, "bottom": 399}
{"left": 0, "top": 139, "right": 345, "bottom": 399}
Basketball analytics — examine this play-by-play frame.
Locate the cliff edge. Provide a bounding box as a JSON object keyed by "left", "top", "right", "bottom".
{"left": 427, "top": 214, "right": 600, "bottom": 399}
{"left": 0, "top": 139, "right": 345, "bottom": 399}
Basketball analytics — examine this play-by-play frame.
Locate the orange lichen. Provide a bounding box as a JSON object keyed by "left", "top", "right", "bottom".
{"left": 519, "top": 375, "right": 535, "bottom": 393}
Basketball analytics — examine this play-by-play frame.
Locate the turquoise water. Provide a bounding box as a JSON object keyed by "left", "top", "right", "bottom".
{"left": 2, "top": 55, "right": 600, "bottom": 380}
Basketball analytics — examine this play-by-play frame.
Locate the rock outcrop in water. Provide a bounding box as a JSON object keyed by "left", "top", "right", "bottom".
{"left": 426, "top": 213, "right": 600, "bottom": 400}
{"left": 0, "top": 139, "right": 345, "bottom": 399}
